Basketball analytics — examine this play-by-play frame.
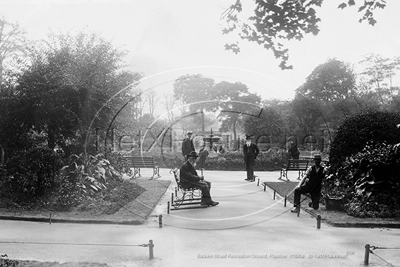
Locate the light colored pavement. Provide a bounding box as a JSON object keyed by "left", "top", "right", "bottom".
{"left": 0, "top": 169, "right": 399, "bottom": 267}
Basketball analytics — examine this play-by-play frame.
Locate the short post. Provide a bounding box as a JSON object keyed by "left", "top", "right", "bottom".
{"left": 49, "top": 212, "right": 52, "bottom": 225}
{"left": 171, "top": 193, "right": 174, "bottom": 204}
{"left": 364, "top": 244, "right": 370, "bottom": 265}
{"left": 257, "top": 178, "right": 260, "bottom": 186}
{"left": 263, "top": 183, "right": 267, "bottom": 192}
{"left": 317, "top": 215, "right": 321, "bottom": 229}
{"left": 273, "top": 191, "right": 276, "bottom": 200}
{"left": 297, "top": 207, "right": 300, "bottom": 217}
{"left": 167, "top": 201, "right": 170, "bottom": 214}
{"left": 284, "top": 196, "right": 287, "bottom": 207}
{"left": 148, "top": 240, "right": 154, "bottom": 259}
{"left": 175, "top": 186, "right": 177, "bottom": 197}
{"left": 158, "top": 215, "right": 163, "bottom": 228}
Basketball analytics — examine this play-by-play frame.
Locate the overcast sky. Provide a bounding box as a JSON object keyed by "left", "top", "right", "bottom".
{"left": 1, "top": 0, "right": 400, "bottom": 101}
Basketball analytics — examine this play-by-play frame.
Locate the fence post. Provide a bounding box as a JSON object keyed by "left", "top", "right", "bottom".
{"left": 317, "top": 215, "right": 321, "bottom": 229}
{"left": 284, "top": 196, "right": 287, "bottom": 207}
{"left": 167, "top": 201, "right": 170, "bottom": 214}
{"left": 148, "top": 240, "right": 154, "bottom": 259}
{"left": 158, "top": 215, "right": 163, "bottom": 228}
{"left": 364, "top": 244, "right": 370, "bottom": 265}
{"left": 257, "top": 178, "right": 260, "bottom": 186}
{"left": 49, "top": 212, "right": 52, "bottom": 225}
{"left": 273, "top": 191, "right": 276, "bottom": 200}
{"left": 171, "top": 193, "right": 174, "bottom": 204}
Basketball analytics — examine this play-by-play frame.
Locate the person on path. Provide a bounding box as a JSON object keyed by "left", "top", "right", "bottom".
{"left": 182, "top": 131, "right": 195, "bottom": 159}
{"left": 243, "top": 135, "right": 259, "bottom": 182}
{"left": 179, "top": 151, "right": 219, "bottom": 206}
{"left": 291, "top": 154, "right": 326, "bottom": 212}
{"left": 196, "top": 145, "right": 209, "bottom": 170}
{"left": 288, "top": 141, "right": 300, "bottom": 159}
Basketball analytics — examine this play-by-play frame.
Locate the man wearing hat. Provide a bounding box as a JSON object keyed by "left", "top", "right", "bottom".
{"left": 243, "top": 134, "right": 260, "bottom": 182}
{"left": 291, "top": 154, "right": 326, "bottom": 212}
{"left": 179, "top": 151, "right": 219, "bottom": 206}
{"left": 182, "top": 131, "right": 195, "bottom": 159}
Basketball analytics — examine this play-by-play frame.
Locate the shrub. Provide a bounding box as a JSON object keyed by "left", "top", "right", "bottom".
{"left": 333, "top": 142, "right": 400, "bottom": 217}
{"left": 1, "top": 146, "right": 64, "bottom": 203}
{"left": 55, "top": 153, "right": 124, "bottom": 208}
{"left": 329, "top": 110, "right": 400, "bottom": 168}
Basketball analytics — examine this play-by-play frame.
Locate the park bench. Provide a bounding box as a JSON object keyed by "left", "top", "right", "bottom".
{"left": 124, "top": 156, "right": 160, "bottom": 179}
{"left": 169, "top": 168, "right": 205, "bottom": 210}
{"left": 278, "top": 159, "right": 311, "bottom": 181}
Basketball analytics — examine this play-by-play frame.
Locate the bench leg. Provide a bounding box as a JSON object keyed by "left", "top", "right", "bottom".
{"left": 133, "top": 168, "right": 141, "bottom": 178}
{"left": 279, "top": 170, "right": 289, "bottom": 181}
{"left": 150, "top": 166, "right": 161, "bottom": 180}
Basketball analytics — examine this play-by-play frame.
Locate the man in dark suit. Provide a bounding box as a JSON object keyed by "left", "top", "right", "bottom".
{"left": 291, "top": 154, "right": 326, "bottom": 212}
{"left": 179, "top": 151, "right": 219, "bottom": 206}
{"left": 181, "top": 131, "right": 195, "bottom": 159}
{"left": 243, "top": 135, "right": 259, "bottom": 182}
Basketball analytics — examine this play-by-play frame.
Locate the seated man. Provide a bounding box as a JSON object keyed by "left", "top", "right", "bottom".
{"left": 291, "top": 154, "right": 326, "bottom": 212}
{"left": 180, "top": 151, "right": 219, "bottom": 207}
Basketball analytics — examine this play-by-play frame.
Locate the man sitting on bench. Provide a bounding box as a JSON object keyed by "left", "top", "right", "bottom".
{"left": 180, "top": 151, "right": 219, "bottom": 207}
{"left": 291, "top": 154, "right": 326, "bottom": 212}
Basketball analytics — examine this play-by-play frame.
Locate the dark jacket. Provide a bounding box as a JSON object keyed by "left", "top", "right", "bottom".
{"left": 179, "top": 160, "right": 201, "bottom": 188}
{"left": 182, "top": 138, "right": 195, "bottom": 157}
{"left": 306, "top": 165, "right": 325, "bottom": 189}
{"left": 243, "top": 143, "right": 260, "bottom": 160}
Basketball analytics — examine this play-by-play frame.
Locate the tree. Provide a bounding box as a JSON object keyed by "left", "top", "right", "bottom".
{"left": 358, "top": 53, "right": 400, "bottom": 106}
{"left": 296, "top": 59, "right": 356, "bottom": 102}
{"left": 242, "top": 106, "right": 285, "bottom": 143}
{"left": 212, "top": 81, "right": 261, "bottom": 140}
{"left": 163, "top": 92, "right": 176, "bottom": 122}
{"left": 221, "top": 0, "right": 387, "bottom": 69}
{"left": 173, "top": 74, "right": 216, "bottom": 131}
{"left": 2, "top": 31, "right": 141, "bottom": 156}
{"left": 145, "top": 89, "right": 159, "bottom": 119}
{"left": 0, "top": 16, "right": 28, "bottom": 92}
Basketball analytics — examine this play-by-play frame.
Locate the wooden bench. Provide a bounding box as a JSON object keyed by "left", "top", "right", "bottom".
{"left": 124, "top": 156, "right": 160, "bottom": 179}
{"left": 279, "top": 159, "right": 311, "bottom": 181}
{"left": 169, "top": 168, "right": 204, "bottom": 210}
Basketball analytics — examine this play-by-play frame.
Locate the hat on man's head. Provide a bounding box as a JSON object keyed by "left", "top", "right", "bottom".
{"left": 187, "top": 151, "right": 198, "bottom": 158}
{"left": 245, "top": 134, "right": 252, "bottom": 140}
{"left": 313, "top": 154, "right": 322, "bottom": 161}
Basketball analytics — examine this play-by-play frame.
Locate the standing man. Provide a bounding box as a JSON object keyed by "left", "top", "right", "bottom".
{"left": 180, "top": 151, "right": 219, "bottom": 206}
{"left": 243, "top": 135, "right": 259, "bottom": 182}
{"left": 291, "top": 154, "right": 326, "bottom": 212}
{"left": 288, "top": 141, "right": 300, "bottom": 159}
{"left": 182, "top": 131, "right": 195, "bottom": 159}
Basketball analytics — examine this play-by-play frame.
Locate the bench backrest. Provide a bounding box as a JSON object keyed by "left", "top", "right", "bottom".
{"left": 130, "top": 156, "right": 155, "bottom": 168}
{"left": 287, "top": 159, "right": 310, "bottom": 169}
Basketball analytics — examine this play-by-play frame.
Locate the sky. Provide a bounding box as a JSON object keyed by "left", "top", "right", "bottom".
{"left": 1, "top": 0, "right": 400, "bottom": 103}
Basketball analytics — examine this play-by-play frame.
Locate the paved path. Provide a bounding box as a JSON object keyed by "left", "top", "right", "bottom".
{"left": 0, "top": 169, "right": 399, "bottom": 267}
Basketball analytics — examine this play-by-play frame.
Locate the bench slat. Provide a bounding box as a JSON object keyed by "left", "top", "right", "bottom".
{"left": 123, "top": 156, "right": 160, "bottom": 179}
{"left": 279, "top": 159, "right": 311, "bottom": 181}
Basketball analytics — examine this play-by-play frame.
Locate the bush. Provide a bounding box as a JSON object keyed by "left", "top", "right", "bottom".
{"left": 55, "top": 153, "right": 124, "bottom": 208}
{"left": 329, "top": 110, "right": 400, "bottom": 168}
{"left": 1, "top": 146, "right": 64, "bottom": 203}
{"left": 333, "top": 142, "right": 400, "bottom": 217}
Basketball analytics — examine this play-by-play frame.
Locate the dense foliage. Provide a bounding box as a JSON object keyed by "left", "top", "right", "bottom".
{"left": 330, "top": 142, "right": 400, "bottom": 218}
{"left": 0, "top": 151, "right": 145, "bottom": 214}
{"left": 222, "top": 0, "right": 386, "bottom": 69}
{"left": 1, "top": 145, "right": 64, "bottom": 204}
{"left": 329, "top": 110, "right": 400, "bottom": 168}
